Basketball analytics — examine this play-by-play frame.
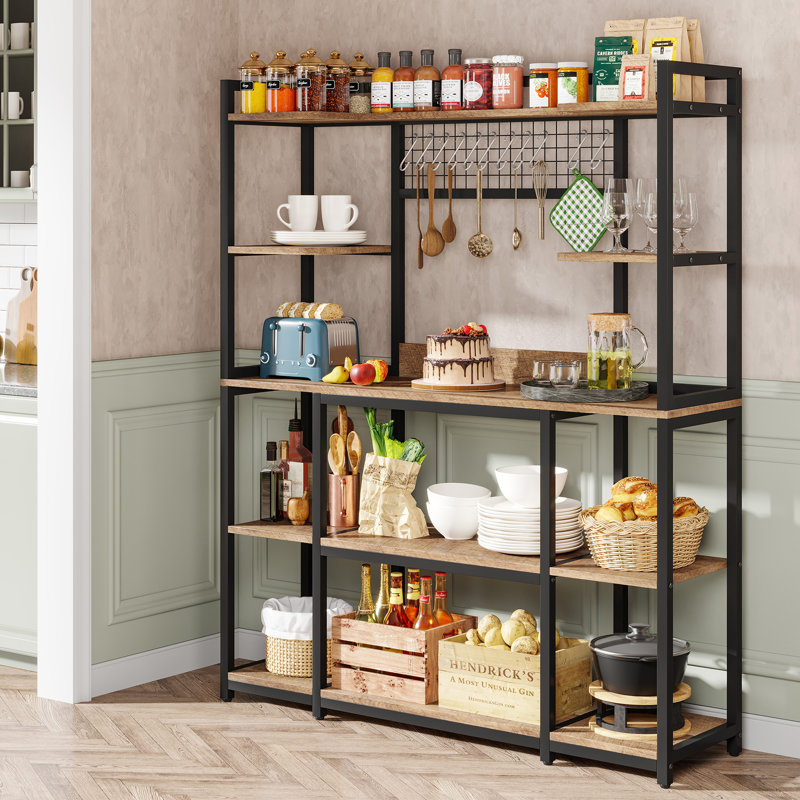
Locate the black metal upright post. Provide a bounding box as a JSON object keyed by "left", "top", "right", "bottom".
{"left": 312, "top": 394, "right": 329, "bottom": 719}
{"left": 219, "top": 80, "right": 236, "bottom": 700}
{"left": 390, "top": 123, "right": 406, "bottom": 377}
{"left": 727, "top": 406, "right": 743, "bottom": 754}
{"left": 727, "top": 70, "right": 743, "bottom": 399}
{"left": 539, "top": 411, "right": 556, "bottom": 765}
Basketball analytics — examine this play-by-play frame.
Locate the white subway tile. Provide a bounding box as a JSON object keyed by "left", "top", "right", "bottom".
{"left": 23, "top": 246, "right": 37, "bottom": 267}
{"left": 0, "top": 205, "right": 25, "bottom": 224}
{"left": 0, "top": 268, "right": 9, "bottom": 288}
{"left": 0, "top": 225, "right": 10, "bottom": 245}
{"left": 7, "top": 267, "right": 22, "bottom": 288}
{"left": 9, "top": 224, "right": 37, "bottom": 246}
{"left": 0, "top": 246, "right": 26, "bottom": 267}
{"left": 24, "top": 204, "right": 37, "bottom": 223}
{"left": 0, "top": 288, "right": 17, "bottom": 309}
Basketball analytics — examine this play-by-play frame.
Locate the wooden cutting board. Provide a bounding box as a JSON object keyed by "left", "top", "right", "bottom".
{"left": 15, "top": 270, "right": 37, "bottom": 365}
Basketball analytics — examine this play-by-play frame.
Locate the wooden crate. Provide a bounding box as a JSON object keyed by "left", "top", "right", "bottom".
{"left": 331, "top": 612, "right": 477, "bottom": 704}
{"left": 438, "top": 634, "right": 594, "bottom": 724}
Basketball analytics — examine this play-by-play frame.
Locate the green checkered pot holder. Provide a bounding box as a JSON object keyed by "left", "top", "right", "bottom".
{"left": 549, "top": 168, "right": 607, "bottom": 252}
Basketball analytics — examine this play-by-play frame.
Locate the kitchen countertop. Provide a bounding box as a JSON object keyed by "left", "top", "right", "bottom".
{"left": 0, "top": 362, "right": 37, "bottom": 397}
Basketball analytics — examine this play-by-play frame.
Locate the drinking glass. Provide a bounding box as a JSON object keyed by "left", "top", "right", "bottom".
{"left": 643, "top": 192, "right": 658, "bottom": 251}
{"left": 634, "top": 178, "right": 657, "bottom": 253}
{"left": 673, "top": 192, "right": 698, "bottom": 253}
{"left": 602, "top": 178, "right": 633, "bottom": 254}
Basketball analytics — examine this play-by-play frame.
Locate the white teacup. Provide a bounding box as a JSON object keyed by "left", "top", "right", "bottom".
{"left": 10, "top": 170, "right": 29, "bottom": 188}
{"left": 5, "top": 92, "right": 23, "bottom": 120}
{"left": 321, "top": 195, "right": 359, "bottom": 232}
{"left": 277, "top": 195, "right": 318, "bottom": 231}
{"left": 9, "top": 22, "right": 29, "bottom": 50}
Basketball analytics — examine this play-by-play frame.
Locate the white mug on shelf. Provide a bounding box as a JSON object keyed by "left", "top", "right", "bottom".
{"left": 10, "top": 170, "right": 30, "bottom": 188}
{"left": 321, "top": 195, "right": 359, "bottom": 232}
{"left": 276, "top": 195, "right": 318, "bottom": 231}
{"left": 0, "top": 26, "right": 5, "bottom": 50}
{"left": 9, "top": 22, "right": 29, "bottom": 50}
{"left": 5, "top": 92, "right": 23, "bottom": 120}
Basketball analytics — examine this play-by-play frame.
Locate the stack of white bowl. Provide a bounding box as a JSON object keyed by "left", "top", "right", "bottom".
{"left": 476, "top": 466, "right": 584, "bottom": 556}
{"left": 425, "top": 483, "right": 490, "bottom": 540}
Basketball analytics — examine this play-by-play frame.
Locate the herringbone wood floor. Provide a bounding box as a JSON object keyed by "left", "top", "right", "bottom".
{"left": 0, "top": 664, "right": 798, "bottom": 800}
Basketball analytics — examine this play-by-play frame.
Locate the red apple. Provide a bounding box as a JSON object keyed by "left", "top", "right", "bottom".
{"left": 368, "top": 359, "right": 389, "bottom": 383}
{"left": 349, "top": 362, "right": 376, "bottom": 385}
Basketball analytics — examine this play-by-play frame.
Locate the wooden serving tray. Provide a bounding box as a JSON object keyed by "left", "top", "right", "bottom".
{"left": 520, "top": 379, "right": 649, "bottom": 403}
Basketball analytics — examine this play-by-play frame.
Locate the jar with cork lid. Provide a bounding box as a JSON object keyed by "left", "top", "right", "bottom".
{"left": 325, "top": 50, "right": 350, "bottom": 112}
{"left": 348, "top": 52, "right": 373, "bottom": 114}
{"left": 266, "top": 50, "right": 296, "bottom": 112}
{"left": 239, "top": 51, "right": 267, "bottom": 113}
{"left": 587, "top": 313, "right": 648, "bottom": 390}
{"left": 295, "top": 48, "right": 327, "bottom": 111}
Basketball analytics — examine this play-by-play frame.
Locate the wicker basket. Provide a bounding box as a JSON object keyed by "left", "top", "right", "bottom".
{"left": 579, "top": 506, "right": 709, "bottom": 572}
{"left": 265, "top": 636, "right": 332, "bottom": 678}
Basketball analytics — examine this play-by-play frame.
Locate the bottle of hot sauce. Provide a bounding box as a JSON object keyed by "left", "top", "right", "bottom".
{"left": 392, "top": 50, "right": 415, "bottom": 111}
{"left": 441, "top": 48, "right": 464, "bottom": 110}
{"left": 414, "top": 49, "right": 440, "bottom": 111}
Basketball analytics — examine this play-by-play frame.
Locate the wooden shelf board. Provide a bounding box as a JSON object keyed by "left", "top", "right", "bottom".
{"left": 229, "top": 520, "right": 311, "bottom": 543}
{"left": 557, "top": 251, "right": 725, "bottom": 263}
{"left": 220, "top": 375, "right": 742, "bottom": 421}
{"left": 228, "top": 662, "right": 311, "bottom": 695}
{"left": 229, "top": 244, "right": 391, "bottom": 256}
{"left": 229, "top": 101, "right": 659, "bottom": 126}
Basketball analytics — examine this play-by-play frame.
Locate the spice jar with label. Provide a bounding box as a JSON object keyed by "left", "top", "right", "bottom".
{"left": 348, "top": 52, "right": 373, "bottom": 114}
{"left": 325, "top": 50, "right": 350, "bottom": 112}
{"left": 529, "top": 62, "right": 557, "bottom": 108}
{"left": 296, "top": 49, "right": 327, "bottom": 112}
{"left": 239, "top": 51, "right": 267, "bottom": 113}
{"left": 266, "top": 50, "right": 296, "bottom": 112}
{"left": 492, "top": 54, "right": 524, "bottom": 108}
{"left": 441, "top": 48, "right": 464, "bottom": 110}
{"left": 414, "top": 49, "right": 440, "bottom": 110}
{"left": 463, "top": 58, "right": 492, "bottom": 110}
{"left": 557, "top": 61, "right": 589, "bottom": 104}
{"left": 371, "top": 51, "right": 393, "bottom": 113}
{"left": 392, "top": 50, "right": 414, "bottom": 111}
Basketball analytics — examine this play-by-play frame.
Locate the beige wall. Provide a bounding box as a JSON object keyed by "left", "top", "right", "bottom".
{"left": 94, "top": 0, "right": 798, "bottom": 381}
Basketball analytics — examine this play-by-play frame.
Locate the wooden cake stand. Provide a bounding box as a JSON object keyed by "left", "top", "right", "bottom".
{"left": 410, "top": 378, "right": 506, "bottom": 392}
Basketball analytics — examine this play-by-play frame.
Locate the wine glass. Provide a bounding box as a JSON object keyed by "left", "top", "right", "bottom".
{"left": 643, "top": 192, "right": 658, "bottom": 252}
{"left": 673, "top": 192, "right": 698, "bottom": 253}
{"left": 602, "top": 178, "right": 633, "bottom": 254}
{"left": 634, "top": 178, "right": 657, "bottom": 253}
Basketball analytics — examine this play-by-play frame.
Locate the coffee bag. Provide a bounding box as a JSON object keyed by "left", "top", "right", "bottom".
{"left": 644, "top": 17, "right": 692, "bottom": 101}
{"left": 604, "top": 18, "right": 645, "bottom": 55}
{"left": 687, "top": 19, "right": 706, "bottom": 101}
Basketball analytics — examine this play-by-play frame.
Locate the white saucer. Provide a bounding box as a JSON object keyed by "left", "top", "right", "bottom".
{"left": 477, "top": 537, "right": 585, "bottom": 556}
{"left": 478, "top": 496, "right": 583, "bottom": 515}
{"left": 271, "top": 230, "right": 368, "bottom": 246}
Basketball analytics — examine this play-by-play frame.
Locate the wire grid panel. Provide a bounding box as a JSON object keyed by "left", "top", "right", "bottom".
{"left": 400, "top": 119, "right": 615, "bottom": 196}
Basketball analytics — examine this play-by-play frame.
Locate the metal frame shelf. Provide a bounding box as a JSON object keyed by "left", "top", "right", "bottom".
{"left": 218, "top": 61, "right": 743, "bottom": 789}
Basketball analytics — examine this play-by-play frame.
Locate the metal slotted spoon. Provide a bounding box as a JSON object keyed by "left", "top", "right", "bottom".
{"left": 512, "top": 167, "right": 522, "bottom": 250}
{"left": 468, "top": 166, "right": 493, "bottom": 258}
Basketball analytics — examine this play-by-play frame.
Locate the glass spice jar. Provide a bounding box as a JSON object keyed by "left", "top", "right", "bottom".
{"left": 348, "top": 52, "right": 373, "bottom": 114}
{"left": 557, "top": 61, "right": 589, "bottom": 104}
{"left": 266, "top": 50, "right": 296, "bottom": 112}
{"left": 463, "top": 58, "right": 492, "bottom": 110}
{"left": 414, "top": 49, "right": 440, "bottom": 110}
{"left": 239, "top": 51, "right": 267, "bottom": 114}
{"left": 441, "top": 48, "right": 464, "bottom": 110}
{"left": 325, "top": 50, "right": 350, "bottom": 112}
{"left": 295, "top": 48, "right": 327, "bottom": 111}
{"left": 392, "top": 50, "right": 415, "bottom": 111}
{"left": 492, "top": 54, "right": 524, "bottom": 108}
{"left": 529, "top": 62, "right": 557, "bottom": 108}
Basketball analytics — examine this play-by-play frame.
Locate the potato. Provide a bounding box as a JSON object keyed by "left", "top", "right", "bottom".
{"left": 465, "top": 629, "right": 482, "bottom": 645}
{"left": 511, "top": 635, "right": 540, "bottom": 655}
{"left": 501, "top": 619, "right": 526, "bottom": 646}
{"left": 510, "top": 609, "right": 537, "bottom": 630}
{"left": 483, "top": 627, "right": 505, "bottom": 647}
{"left": 520, "top": 620, "right": 537, "bottom": 638}
{"left": 477, "top": 614, "right": 502, "bottom": 641}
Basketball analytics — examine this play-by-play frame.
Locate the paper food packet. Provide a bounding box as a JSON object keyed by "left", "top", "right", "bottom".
{"left": 687, "top": 19, "right": 706, "bottom": 101}
{"left": 604, "top": 18, "right": 646, "bottom": 55}
{"left": 644, "top": 17, "right": 692, "bottom": 101}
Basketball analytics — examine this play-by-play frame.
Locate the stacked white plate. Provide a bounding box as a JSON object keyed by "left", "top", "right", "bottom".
{"left": 476, "top": 496, "right": 584, "bottom": 556}
{"left": 271, "top": 230, "right": 368, "bottom": 246}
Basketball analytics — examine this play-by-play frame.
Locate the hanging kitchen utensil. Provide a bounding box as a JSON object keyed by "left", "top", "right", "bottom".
{"left": 549, "top": 167, "right": 606, "bottom": 253}
{"left": 441, "top": 165, "right": 456, "bottom": 243}
{"left": 416, "top": 164, "right": 423, "bottom": 269}
{"left": 421, "top": 163, "right": 445, "bottom": 257}
{"left": 512, "top": 167, "right": 522, "bottom": 250}
{"left": 533, "top": 159, "right": 549, "bottom": 241}
{"left": 467, "top": 166, "right": 493, "bottom": 258}
{"left": 347, "top": 430, "right": 362, "bottom": 475}
{"left": 329, "top": 433, "right": 347, "bottom": 476}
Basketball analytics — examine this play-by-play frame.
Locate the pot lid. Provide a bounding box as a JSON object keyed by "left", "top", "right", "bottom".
{"left": 348, "top": 52, "right": 373, "bottom": 74}
{"left": 326, "top": 49, "right": 350, "bottom": 74}
{"left": 590, "top": 624, "right": 690, "bottom": 660}
{"left": 297, "top": 48, "right": 326, "bottom": 72}
{"left": 240, "top": 51, "right": 267, "bottom": 75}
{"left": 267, "top": 49, "right": 294, "bottom": 75}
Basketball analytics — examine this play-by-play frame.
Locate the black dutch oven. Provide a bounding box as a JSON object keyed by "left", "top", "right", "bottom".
{"left": 589, "top": 623, "right": 690, "bottom": 696}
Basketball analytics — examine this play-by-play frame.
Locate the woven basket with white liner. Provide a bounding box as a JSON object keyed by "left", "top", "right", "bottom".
{"left": 579, "top": 507, "right": 709, "bottom": 572}
{"left": 261, "top": 596, "right": 353, "bottom": 677}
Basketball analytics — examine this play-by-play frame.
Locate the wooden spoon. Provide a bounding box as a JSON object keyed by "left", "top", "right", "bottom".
{"left": 441, "top": 166, "right": 456, "bottom": 243}
{"left": 347, "top": 430, "right": 362, "bottom": 475}
{"left": 337, "top": 406, "right": 349, "bottom": 449}
{"left": 421, "top": 163, "right": 445, "bottom": 257}
{"left": 329, "top": 433, "right": 347, "bottom": 477}
{"left": 416, "top": 165, "right": 423, "bottom": 269}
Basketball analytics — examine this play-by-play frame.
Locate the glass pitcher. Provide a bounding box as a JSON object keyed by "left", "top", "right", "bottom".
{"left": 587, "top": 313, "right": 648, "bottom": 390}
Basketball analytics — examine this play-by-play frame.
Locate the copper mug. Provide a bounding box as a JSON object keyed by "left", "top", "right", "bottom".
{"left": 328, "top": 474, "right": 359, "bottom": 528}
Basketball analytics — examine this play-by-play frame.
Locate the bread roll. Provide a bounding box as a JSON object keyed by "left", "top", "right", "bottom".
{"left": 673, "top": 496, "right": 699, "bottom": 518}
{"left": 611, "top": 476, "right": 655, "bottom": 502}
{"left": 633, "top": 486, "right": 658, "bottom": 518}
{"left": 604, "top": 499, "right": 637, "bottom": 520}
{"left": 595, "top": 504, "right": 624, "bottom": 523}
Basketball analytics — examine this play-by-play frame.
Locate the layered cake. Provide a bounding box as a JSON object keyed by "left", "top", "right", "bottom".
{"left": 422, "top": 322, "right": 496, "bottom": 387}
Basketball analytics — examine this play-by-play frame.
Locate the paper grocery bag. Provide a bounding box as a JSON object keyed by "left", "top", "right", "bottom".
{"left": 357, "top": 453, "right": 428, "bottom": 539}
{"left": 687, "top": 19, "right": 706, "bottom": 102}
{"left": 644, "top": 17, "right": 692, "bottom": 101}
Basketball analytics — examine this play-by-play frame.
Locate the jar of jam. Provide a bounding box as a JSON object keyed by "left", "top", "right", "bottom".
{"left": 239, "top": 51, "right": 267, "bottom": 113}
{"left": 295, "top": 48, "right": 327, "bottom": 111}
{"left": 266, "top": 50, "right": 295, "bottom": 112}
{"left": 463, "top": 58, "right": 492, "bottom": 110}
{"left": 557, "top": 61, "right": 589, "bottom": 104}
{"left": 492, "top": 54, "right": 524, "bottom": 109}
{"left": 325, "top": 50, "right": 350, "bottom": 112}
{"left": 529, "top": 62, "right": 557, "bottom": 108}
{"left": 347, "top": 52, "right": 373, "bottom": 114}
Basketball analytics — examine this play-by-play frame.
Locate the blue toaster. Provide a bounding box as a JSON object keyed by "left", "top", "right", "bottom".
{"left": 259, "top": 316, "right": 360, "bottom": 381}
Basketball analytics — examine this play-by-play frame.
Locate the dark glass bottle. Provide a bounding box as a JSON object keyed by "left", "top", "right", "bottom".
{"left": 260, "top": 441, "right": 284, "bottom": 522}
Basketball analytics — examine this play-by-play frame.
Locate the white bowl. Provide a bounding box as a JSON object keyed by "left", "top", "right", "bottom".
{"left": 495, "top": 465, "right": 568, "bottom": 508}
{"left": 427, "top": 482, "right": 491, "bottom": 507}
{"left": 426, "top": 501, "right": 479, "bottom": 540}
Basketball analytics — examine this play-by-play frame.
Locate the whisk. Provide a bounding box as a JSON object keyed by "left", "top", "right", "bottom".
{"left": 533, "top": 159, "right": 549, "bottom": 240}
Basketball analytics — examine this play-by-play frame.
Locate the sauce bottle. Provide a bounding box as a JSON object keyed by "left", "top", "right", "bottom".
{"left": 286, "top": 400, "right": 313, "bottom": 520}
{"left": 441, "top": 48, "right": 464, "bottom": 110}
{"left": 371, "top": 51, "right": 393, "bottom": 113}
{"left": 414, "top": 49, "right": 440, "bottom": 111}
{"left": 392, "top": 50, "right": 414, "bottom": 111}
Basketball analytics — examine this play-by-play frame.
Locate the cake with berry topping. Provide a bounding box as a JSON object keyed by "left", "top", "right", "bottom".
{"left": 422, "top": 322, "right": 496, "bottom": 386}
